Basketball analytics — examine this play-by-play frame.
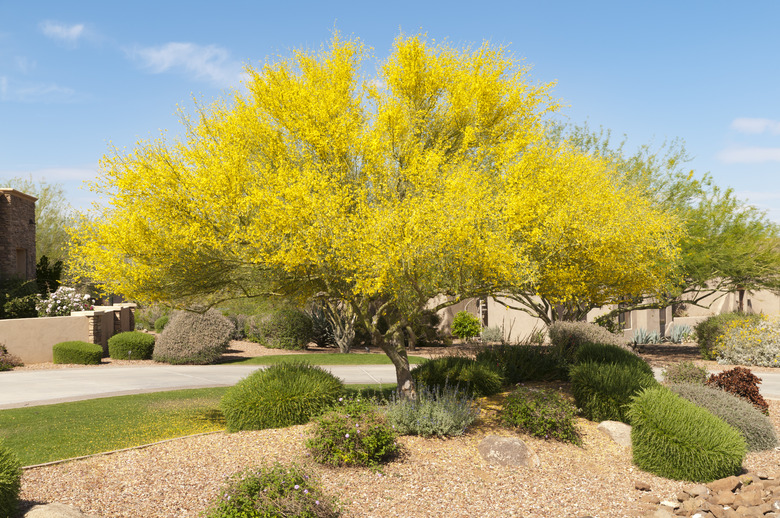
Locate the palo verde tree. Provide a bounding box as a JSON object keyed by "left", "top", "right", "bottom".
{"left": 70, "top": 34, "right": 678, "bottom": 395}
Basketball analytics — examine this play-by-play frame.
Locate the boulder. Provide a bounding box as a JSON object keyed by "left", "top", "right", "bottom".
{"left": 25, "top": 503, "right": 101, "bottom": 518}
{"left": 597, "top": 420, "right": 632, "bottom": 447}
{"left": 477, "top": 435, "right": 540, "bottom": 468}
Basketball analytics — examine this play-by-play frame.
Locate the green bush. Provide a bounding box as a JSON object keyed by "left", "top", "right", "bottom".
{"left": 0, "top": 277, "right": 39, "bottom": 320}
{"left": 134, "top": 304, "right": 170, "bottom": 331}
{"left": 153, "top": 314, "right": 169, "bottom": 333}
{"left": 152, "top": 309, "right": 234, "bottom": 365}
{"left": 694, "top": 312, "right": 762, "bottom": 360}
{"left": 306, "top": 397, "right": 398, "bottom": 467}
{"left": 569, "top": 361, "right": 658, "bottom": 424}
{"left": 450, "top": 311, "right": 481, "bottom": 340}
{"left": 628, "top": 386, "right": 747, "bottom": 482}
{"left": 221, "top": 362, "right": 343, "bottom": 432}
{"left": 246, "top": 308, "right": 313, "bottom": 350}
{"left": 669, "top": 383, "right": 778, "bottom": 452}
{"left": 547, "top": 321, "right": 627, "bottom": 361}
{"left": 203, "top": 463, "right": 339, "bottom": 518}
{"left": 52, "top": 341, "right": 103, "bottom": 365}
{"left": 501, "top": 386, "right": 582, "bottom": 445}
{"left": 573, "top": 342, "right": 654, "bottom": 376}
{"left": 713, "top": 316, "right": 780, "bottom": 367}
{"left": 0, "top": 440, "right": 22, "bottom": 518}
{"left": 385, "top": 384, "right": 480, "bottom": 437}
{"left": 475, "top": 344, "right": 568, "bottom": 384}
{"left": 412, "top": 356, "right": 504, "bottom": 397}
{"left": 0, "top": 345, "right": 23, "bottom": 372}
{"left": 662, "top": 361, "right": 708, "bottom": 385}
{"left": 108, "top": 331, "right": 155, "bottom": 360}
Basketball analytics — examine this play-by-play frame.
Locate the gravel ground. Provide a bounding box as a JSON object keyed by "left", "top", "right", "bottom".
{"left": 15, "top": 341, "right": 780, "bottom": 517}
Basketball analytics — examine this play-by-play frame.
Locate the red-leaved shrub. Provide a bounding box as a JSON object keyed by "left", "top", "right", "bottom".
{"left": 706, "top": 367, "right": 769, "bottom": 415}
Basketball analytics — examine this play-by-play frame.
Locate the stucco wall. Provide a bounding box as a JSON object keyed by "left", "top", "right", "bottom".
{"left": 0, "top": 315, "right": 89, "bottom": 363}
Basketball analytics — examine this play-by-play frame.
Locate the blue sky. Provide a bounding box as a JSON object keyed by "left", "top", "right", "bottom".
{"left": 1, "top": 1, "right": 779, "bottom": 221}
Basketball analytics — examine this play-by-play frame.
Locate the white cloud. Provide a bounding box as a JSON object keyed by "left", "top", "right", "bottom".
{"left": 0, "top": 77, "right": 77, "bottom": 103}
{"left": 731, "top": 117, "right": 780, "bottom": 135}
{"left": 39, "top": 21, "right": 85, "bottom": 45}
{"left": 717, "top": 146, "right": 780, "bottom": 164}
{"left": 126, "top": 42, "right": 245, "bottom": 87}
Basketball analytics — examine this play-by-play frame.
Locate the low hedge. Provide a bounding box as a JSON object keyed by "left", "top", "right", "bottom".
{"left": 52, "top": 341, "right": 103, "bottom": 365}
{"left": 475, "top": 344, "right": 568, "bottom": 383}
{"left": 108, "top": 331, "right": 156, "bottom": 360}
{"left": 412, "top": 356, "right": 504, "bottom": 397}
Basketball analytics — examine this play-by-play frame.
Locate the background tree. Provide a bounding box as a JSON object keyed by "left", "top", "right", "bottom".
{"left": 69, "top": 34, "right": 678, "bottom": 394}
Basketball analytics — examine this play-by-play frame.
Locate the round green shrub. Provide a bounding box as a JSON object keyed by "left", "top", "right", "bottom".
{"left": 203, "top": 462, "right": 339, "bottom": 518}
{"left": 569, "top": 361, "right": 658, "bottom": 424}
{"left": 306, "top": 397, "right": 399, "bottom": 467}
{"left": 573, "top": 342, "right": 653, "bottom": 376}
{"left": 108, "top": 331, "right": 155, "bottom": 360}
{"left": 153, "top": 309, "right": 234, "bottom": 365}
{"left": 662, "top": 361, "right": 708, "bottom": 385}
{"left": 547, "top": 321, "right": 627, "bottom": 361}
{"left": 221, "top": 362, "right": 344, "bottom": 432}
{"left": 52, "top": 341, "right": 103, "bottom": 365}
{"left": 153, "top": 314, "right": 169, "bottom": 333}
{"left": 501, "top": 386, "right": 581, "bottom": 445}
{"left": 628, "top": 386, "right": 746, "bottom": 482}
{"left": 0, "top": 440, "right": 22, "bottom": 518}
{"left": 450, "top": 311, "right": 481, "bottom": 340}
{"left": 412, "top": 356, "right": 504, "bottom": 397}
{"left": 669, "top": 382, "right": 778, "bottom": 452}
{"left": 245, "top": 308, "right": 313, "bottom": 350}
{"left": 475, "top": 344, "right": 568, "bottom": 384}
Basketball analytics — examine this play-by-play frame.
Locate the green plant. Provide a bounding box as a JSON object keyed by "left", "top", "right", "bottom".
{"left": 631, "top": 328, "right": 661, "bottom": 345}
{"left": 221, "top": 362, "right": 343, "bottom": 432}
{"left": 0, "top": 440, "right": 22, "bottom": 518}
{"left": 153, "top": 309, "right": 234, "bottom": 365}
{"left": 569, "top": 361, "right": 658, "bottom": 423}
{"left": 713, "top": 316, "right": 780, "bottom": 367}
{"left": 706, "top": 366, "right": 769, "bottom": 415}
{"left": 134, "top": 305, "right": 170, "bottom": 331}
{"left": 547, "top": 321, "right": 627, "bottom": 361}
{"left": 203, "top": 463, "right": 339, "bottom": 518}
{"left": 501, "top": 386, "right": 582, "bottom": 445}
{"left": 694, "top": 312, "right": 763, "bottom": 360}
{"left": 628, "top": 386, "right": 746, "bottom": 482}
{"left": 412, "top": 356, "right": 504, "bottom": 397}
{"left": 480, "top": 326, "right": 503, "bottom": 343}
{"left": 475, "top": 344, "right": 568, "bottom": 384}
{"left": 36, "top": 286, "right": 93, "bottom": 316}
{"left": 306, "top": 397, "right": 398, "bottom": 468}
{"left": 385, "top": 384, "right": 480, "bottom": 437}
{"left": 0, "top": 277, "right": 39, "bottom": 320}
{"left": 668, "top": 323, "right": 693, "bottom": 344}
{"left": 662, "top": 361, "right": 708, "bottom": 385}
{"left": 306, "top": 302, "right": 335, "bottom": 348}
{"left": 35, "top": 255, "right": 63, "bottom": 295}
{"left": 153, "top": 314, "right": 170, "bottom": 333}
{"left": 669, "top": 383, "right": 778, "bottom": 452}
{"left": 450, "top": 311, "right": 481, "bottom": 340}
{"left": 246, "top": 308, "right": 314, "bottom": 350}
{"left": 0, "top": 344, "right": 23, "bottom": 372}
{"left": 593, "top": 313, "right": 623, "bottom": 334}
{"left": 52, "top": 341, "right": 103, "bottom": 365}
{"left": 107, "top": 331, "right": 155, "bottom": 360}
{"left": 572, "top": 342, "right": 654, "bottom": 376}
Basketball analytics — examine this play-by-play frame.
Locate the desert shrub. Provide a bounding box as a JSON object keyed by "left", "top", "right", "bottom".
{"left": 669, "top": 383, "right": 778, "bottom": 452}
{"left": 713, "top": 316, "right": 780, "bottom": 367}
{"left": 203, "top": 462, "right": 339, "bottom": 518}
{"left": 694, "top": 312, "right": 762, "bottom": 360}
{"left": 409, "top": 309, "right": 450, "bottom": 348}
{"left": 547, "top": 321, "right": 627, "bottom": 361}
{"left": 706, "top": 366, "right": 769, "bottom": 415}
{"left": 475, "top": 344, "right": 568, "bottom": 384}
{"left": 153, "top": 314, "right": 169, "bottom": 333}
{"left": 573, "top": 342, "right": 654, "bottom": 376}
{"left": 306, "top": 302, "right": 335, "bottom": 348}
{"left": 306, "top": 397, "right": 398, "bottom": 467}
{"left": 501, "top": 386, "right": 582, "bottom": 445}
{"left": 224, "top": 313, "right": 249, "bottom": 341}
{"left": 2, "top": 294, "right": 38, "bottom": 319}
{"left": 52, "top": 341, "right": 103, "bottom": 365}
{"left": 450, "top": 311, "right": 481, "bottom": 340}
{"left": 412, "top": 356, "right": 504, "bottom": 397}
{"left": 0, "top": 440, "right": 22, "bottom": 518}
{"left": 385, "top": 384, "right": 480, "bottom": 437}
{"left": 631, "top": 328, "right": 661, "bottom": 345}
{"left": 662, "top": 361, "right": 708, "bottom": 385}
{"left": 153, "top": 309, "right": 234, "bottom": 365}
{"left": 108, "top": 331, "right": 155, "bottom": 360}
{"left": 134, "top": 305, "right": 170, "bottom": 331}
{"left": 668, "top": 323, "right": 694, "bottom": 344}
{"left": 628, "top": 386, "right": 746, "bottom": 482}
{"left": 0, "top": 344, "right": 23, "bottom": 372}
{"left": 569, "top": 361, "right": 658, "bottom": 423}
{"left": 593, "top": 313, "right": 623, "bottom": 334}
{"left": 246, "top": 308, "right": 313, "bottom": 350}
{"left": 221, "top": 362, "right": 343, "bottom": 432}
{"left": 480, "top": 326, "right": 503, "bottom": 343}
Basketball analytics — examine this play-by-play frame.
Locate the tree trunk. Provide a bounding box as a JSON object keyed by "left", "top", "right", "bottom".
{"left": 373, "top": 330, "right": 416, "bottom": 399}
{"left": 737, "top": 288, "right": 745, "bottom": 312}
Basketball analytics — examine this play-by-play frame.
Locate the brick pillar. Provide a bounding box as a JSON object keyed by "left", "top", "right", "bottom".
{"left": 86, "top": 311, "right": 107, "bottom": 355}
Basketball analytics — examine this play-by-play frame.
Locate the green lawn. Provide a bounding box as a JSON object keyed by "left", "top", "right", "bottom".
{"left": 226, "top": 353, "right": 427, "bottom": 365}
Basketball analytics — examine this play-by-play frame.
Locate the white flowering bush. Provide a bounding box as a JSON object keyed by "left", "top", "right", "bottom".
{"left": 36, "top": 286, "right": 93, "bottom": 317}
{"left": 714, "top": 316, "right": 780, "bottom": 367}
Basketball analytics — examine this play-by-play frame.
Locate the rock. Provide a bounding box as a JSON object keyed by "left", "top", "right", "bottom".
{"left": 708, "top": 476, "right": 741, "bottom": 493}
{"left": 684, "top": 484, "right": 710, "bottom": 498}
{"left": 635, "top": 480, "right": 652, "bottom": 491}
{"left": 596, "top": 420, "right": 632, "bottom": 447}
{"left": 477, "top": 435, "right": 540, "bottom": 468}
{"left": 25, "top": 503, "right": 101, "bottom": 518}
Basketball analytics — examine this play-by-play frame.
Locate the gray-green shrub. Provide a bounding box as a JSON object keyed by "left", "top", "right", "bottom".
{"left": 385, "top": 384, "right": 480, "bottom": 437}
{"left": 108, "top": 331, "right": 155, "bottom": 360}
{"left": 221, "top": 362, "right": 343, "bottom": 432}
{"left": 501, "top": 386, "right": 581, "bottom": 445}
{"left": 153, "top": 309, "right": 233, "bottom": 364}
{"left": 573, "top": 342, "right": 653, "bottom": 376}
{"left": 548, "top": 321, "right": 627, "bottom": 360}
{"left": 0, "top": 440, "right": 21, "bottom": 518}
{"left": 694, "top": 312, "right": 762, "bottom": 360}
{"left": 0, "top": 344, "right": 22, "bottom": 372}
{"left": 245, "top": 308, "right": 313, "bottom": 350}
{"left": 412, "top": 356, "right": 504, "bottom": 397}
{"left": 712, "top": 316, "right": 780, "bottom": 367}
{"left": 569, "top": 361, "right": 658, "bottom": 423}
{"left": 475, "top": 344, "right": 568, "bottom": 383}
{"left": 662, "top": 361, "right": 708, "bottom": 385}
{"left": 52, "top": 341, "right": 103, "bottom": 365}
{"left": 669, "top": 382, "right": 778, "bottom": 452}
{"left": 628, "top": 386, "right": 746, "bottom": 482}
{"left": 480, "top": 326, "right": 504, "bottom": 343}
